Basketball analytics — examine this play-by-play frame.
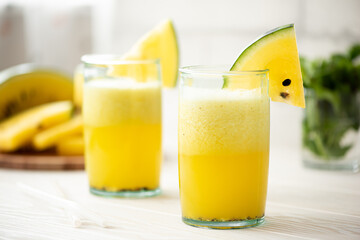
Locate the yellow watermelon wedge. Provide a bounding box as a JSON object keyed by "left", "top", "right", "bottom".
{"left": 113, "top": 19, "right": 179, "bottom": 88}
{"left": 227, "top": 24, "right": 305, "bottom": 108}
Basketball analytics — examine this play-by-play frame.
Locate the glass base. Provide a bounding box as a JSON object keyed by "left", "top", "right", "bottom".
{"left": 303, "top": 159, "right": 359, "bottom": 172}
{"left": 90, "top": 187, "right": 161, "bottom": 198}
{"left": 302, "top": 150, "right": 359, "bottom": 173}
{"left": 182, "top": 216, "right": 265, "bottom": 229}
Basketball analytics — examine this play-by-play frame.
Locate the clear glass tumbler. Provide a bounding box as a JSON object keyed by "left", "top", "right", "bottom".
{"left": 178, "top": 66, "right": 270, "bottom": 229}
{"left": 82, "top": 55, "right": 162, "bottom": 197}
{"left": 302, "top": 89, "right": 360, "bottom": 172}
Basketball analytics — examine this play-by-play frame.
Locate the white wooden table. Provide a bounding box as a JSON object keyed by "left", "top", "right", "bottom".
{"left": 0, "top": 146, "right": 359, "bottom": 240}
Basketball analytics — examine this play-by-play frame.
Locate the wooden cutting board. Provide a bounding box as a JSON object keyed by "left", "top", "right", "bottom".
{"left": 0, "top": 151, "right": 84, "bottom": 170}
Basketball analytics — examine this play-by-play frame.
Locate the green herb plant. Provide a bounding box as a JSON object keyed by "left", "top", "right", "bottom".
{"left": 301, "top": 44, "right": 360, "bottom": 160}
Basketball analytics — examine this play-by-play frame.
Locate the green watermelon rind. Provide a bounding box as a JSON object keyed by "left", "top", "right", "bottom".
{"left": 168, "top": 19, "right": 180, "bottom": 88}
{"left": 0, "top": 63, "right": 72, "bottom": 86}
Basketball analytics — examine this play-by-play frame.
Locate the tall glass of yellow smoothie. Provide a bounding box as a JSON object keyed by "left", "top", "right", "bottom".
{"left": 178, "top": 66, "right": 270, "bottom": 228}
{"left": 82, "top": 55, "right": 162, "bottom": 197}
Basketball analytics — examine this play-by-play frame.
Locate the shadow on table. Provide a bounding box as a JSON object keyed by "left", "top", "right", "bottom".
{"left": 258, "top": 214, "right": 360, "bottom": 238}
{"left": 155, "top": 189, "right": 180, "bottom": 200}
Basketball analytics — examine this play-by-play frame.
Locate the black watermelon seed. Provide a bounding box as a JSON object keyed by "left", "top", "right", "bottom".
{"left": 282, "top": 79, "right": 291, "bottom": 86}
{"left": 280, "top": 92, "right": 289, "bottom": 99}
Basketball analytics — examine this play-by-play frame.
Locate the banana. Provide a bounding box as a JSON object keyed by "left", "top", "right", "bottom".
{"left": 33, "top": 115, "right": 83, "bottom": 151}
{"left": 0, "top": 63, "right": 73, "bottom": 121}
{"left": 0, "top": 101, "right": 73, "bottom": 152}
{"left": 56, "top": 135, "right": 84, "bottom": 156}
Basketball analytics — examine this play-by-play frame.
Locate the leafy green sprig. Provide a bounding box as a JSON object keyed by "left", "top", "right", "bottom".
{"left": 301, "top": 44, "right": 360, "bottom": 160}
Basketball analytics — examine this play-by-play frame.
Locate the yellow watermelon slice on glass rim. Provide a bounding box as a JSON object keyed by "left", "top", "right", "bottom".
{"left": 111, "top": 19, "right": 179, "bottom": 88}
{"left": 226, "top": 24, "right": 305, "bottom": 108}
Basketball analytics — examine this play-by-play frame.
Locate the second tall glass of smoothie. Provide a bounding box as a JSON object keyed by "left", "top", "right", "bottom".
{"left": 82, "top": 55, "right": 162, "bottom": 197}
{"left": 178, "top": 66, "right": 270, "bottom": 228}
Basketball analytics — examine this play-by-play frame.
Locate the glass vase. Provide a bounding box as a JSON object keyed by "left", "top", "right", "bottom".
{"left": 302, "top": 88, "right": 360, "bottom": 172}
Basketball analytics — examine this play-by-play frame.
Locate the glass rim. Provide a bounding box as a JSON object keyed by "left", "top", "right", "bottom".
{"left": 179, "top": 65, "right": 269, "bottom": 76}
{"left": 81, "top": 54, "right": 160, "bottom": 65}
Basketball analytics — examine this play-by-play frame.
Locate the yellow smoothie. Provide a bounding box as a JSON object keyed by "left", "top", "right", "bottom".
{"left": 83, "top": 79, "right": 162, "bottom": 192}
{"left": 179, "top": 87, "right": 269, "bottom": 222}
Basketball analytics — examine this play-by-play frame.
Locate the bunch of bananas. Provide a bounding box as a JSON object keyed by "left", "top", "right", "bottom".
{"left": 0, "top": 64, "right": 84, "bottom": 155}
